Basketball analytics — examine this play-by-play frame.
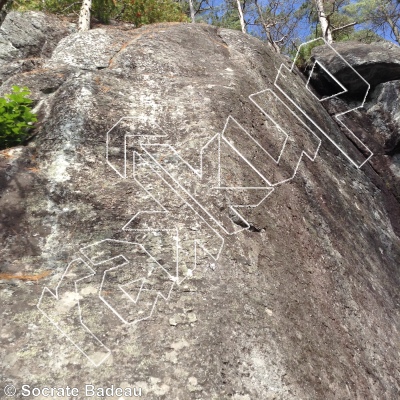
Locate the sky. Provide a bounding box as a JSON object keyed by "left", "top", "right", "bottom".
{"left": 196, "top": 0, "right": 399, "bottom": 47}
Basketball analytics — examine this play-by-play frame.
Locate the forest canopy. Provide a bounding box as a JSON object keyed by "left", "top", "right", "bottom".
{"left": 1, "top": 0, "right": 399, "bottom": 53}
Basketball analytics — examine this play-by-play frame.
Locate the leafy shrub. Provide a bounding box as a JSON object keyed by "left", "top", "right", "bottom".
{"left": 293, "top": 27, "right": 383, "bottom": 70}
{"left": 13, "top": 0, "right": 80, "bottom": 13}
{"left": 119, "top": 0, "right": 188, "bottom": 26}
{"left": 0, "top": 86, "right": 37, "bottom": 150}
{"left": 15, "top": 0, "right": 187, "bottom": 26}
{"left": 36, "top": 0, "right": 116, "bottom": 23}
{"left": 293, "top": 39, "right": 322, "bottom": 71}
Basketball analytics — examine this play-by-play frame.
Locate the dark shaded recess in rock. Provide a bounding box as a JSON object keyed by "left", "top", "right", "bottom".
{"left": 388, "top": 142, "right": 400, "bottom": 156}
{"left": 320, "top": 98, "right": 400, "bottom": 236}
{"left": 309, "top": 64, "right": 400, "bottom": 100}
{"left": 231, "top": 216, "right": 262, "bottom": 232}
{"left": 306, "top": 62, "right": 348, "bottom": 99}
{"left": 310, "top": 46, "right": 400, "bottom": 237}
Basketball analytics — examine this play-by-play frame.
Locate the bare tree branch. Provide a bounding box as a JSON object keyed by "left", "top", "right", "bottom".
{"left": 331, "top": 21, "right": 357, "bottom": 32}
{"left": 254, "top": 0, "right": 280, "bottom": 52}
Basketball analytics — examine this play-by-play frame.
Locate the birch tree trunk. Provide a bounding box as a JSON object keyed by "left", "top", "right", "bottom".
{"left": 188, "top": 0, "right": 195, "bottom": 23}
{"left": 255, "top": 0, "right": 280, "bottom": 53}
{"left": 79, "top": 0, "right": 92, "bottom": 32}
{"left": 314, "top": 0, "right": 333, "bottom": 43}
{"left": 236, "top": 0, "right": 246, "bottom": 33}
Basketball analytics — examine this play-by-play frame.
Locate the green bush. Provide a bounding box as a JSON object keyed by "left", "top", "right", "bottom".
{"left": 0, "top": 86, "right": 37, "bottom": 150}
{"left": 12, "top": 0, "right": 80, "bottom": 13}
{"left": 14, "top": 0, "right": 188, "bottom": 26}
{"left": 293, "top": 39, "right": 323, "bottom": 71}
{"left": 119, "top": 0, "right": 188, "bottom": 26}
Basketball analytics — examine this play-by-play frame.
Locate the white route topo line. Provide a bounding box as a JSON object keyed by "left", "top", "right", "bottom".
{"left": 278, "top": 37, "right": 373, "bottom": 168}
{"left": 37, "top": 258, "right": 112, "bottom": 367}
{"left": 38, "top": 37, "right": 374, "bottom": 366}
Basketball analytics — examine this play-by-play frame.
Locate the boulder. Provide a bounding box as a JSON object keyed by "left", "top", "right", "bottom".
{"left": 310, "top": 46, "right": 400, "bottom": 228}
{"left": 1, "top": 17, "right": 400, "bottom": 399}
{"left": 310, "top": 41, "right": 400, "bottom": 97}
{"left": 0, "top": 11, "right": 75, "bottom": 83}
{"left": 367, "top": 81, "right": 400, "bottom": 206}
{"left": 367, "top": 80, "right": 400, "bottom": 154}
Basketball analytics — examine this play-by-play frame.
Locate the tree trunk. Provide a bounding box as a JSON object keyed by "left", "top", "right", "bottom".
{"left": 387, "top": 15, "right": 400, "bottom": 45}
{"left": 314, "top": 0, "right": 333, "bottom": 43}
{"left": 188, "top": 0, "right": 195, "bottom": 23}
{"left": 79, "top": 0, "right": 92, "bottom": 32}
{"left": 236, "top": 0, "right": 246, "bottom": 33}
{"left": 255, "top": 0, "right": 280, "bottom": 53}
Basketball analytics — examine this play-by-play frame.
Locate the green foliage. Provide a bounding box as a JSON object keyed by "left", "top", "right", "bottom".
{"left": 116, "top": 0, "right": 188, "bottom": 26}
{"left": 349, "top": 28, "right": 384, "bottom": 43}
{"left": 344, "top": 0, "right": 400, "bottom": 44}
{"left": 293, "top": 38, "right": 322, "bottom": 70}
{"left": 292, "top": 0, "right": 384, "bottom": 69}
{"left": 0, "top": 86, "right": 37, "bottom": 150}
{"left": 92, "top": 0, "right": 116, "bottom": 23}
{"left": 208, "top": 9, "right": 242, "bottom": 31}
{"left": 14, "top": 0, "right": 187, "bottom": 26}
{"left": 293, "top": 24, "right": 382, "bottom": 69}
{"left": 13, "top": 0, "right": 81, "bottom": 14}
{"left": 204, "top": 0, "right": 242, "bottom": 31}
{"left": 330, "top": 13, "right": 356, "bottom": 41}
{"left": 344, "top": 0, "right": 382, "bottom": 23}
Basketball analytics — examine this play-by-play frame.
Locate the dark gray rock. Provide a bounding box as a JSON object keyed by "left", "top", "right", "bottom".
{"left": 0, "top": 11, "right": 75, "bottom": 83}
{"left": 1, "top": 18, "right": 400, "bottom": 400}
{"left": 316, "top": 57, "right": 400, "bottom": 231}
{"left": 1, "top": 11, "right": 75, "bottom": 58}
{"left": 367, "top": 81, "right": 400, "bottom": 210}
{"left": 367, "top": 80, "right": 400, "bottom": 154}
{"left": 310, "top": 41, "right": 400, "bottom": 97}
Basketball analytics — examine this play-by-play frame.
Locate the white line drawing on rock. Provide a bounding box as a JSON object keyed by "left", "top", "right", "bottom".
{"left": 230, "top": 92, "right": 321, "bottom": 187}
{"left": 137, "top": 142, "right": 275, "bottom": 234}
{"left": 37, "top": 258, "right": 112, "bottom": 367}
{"left": 80, "top": 239, "right": 178, "bottom": 324}
{"left": 38, "top": 37, "right": 375, "bottom": 366}
{"left": 276, "top": 37, "right": 373, "bottom": 168}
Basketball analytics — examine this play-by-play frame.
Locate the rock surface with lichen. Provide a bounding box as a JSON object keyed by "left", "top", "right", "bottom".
{"left": 0, "top": 12, "right": 400, "bottom": 400}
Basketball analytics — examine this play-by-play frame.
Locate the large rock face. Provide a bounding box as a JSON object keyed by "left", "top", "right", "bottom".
{"left": 309, "top": 41, "right": 400, "bottom": 233}
{"left": 0, "top": 11, "right": 75, "bottom": 84}
{"left": 311, "top": 41, "right": 400, "bottom": 95}
{"left": 1, "top": 14, "right": 400, "bottom": 399}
